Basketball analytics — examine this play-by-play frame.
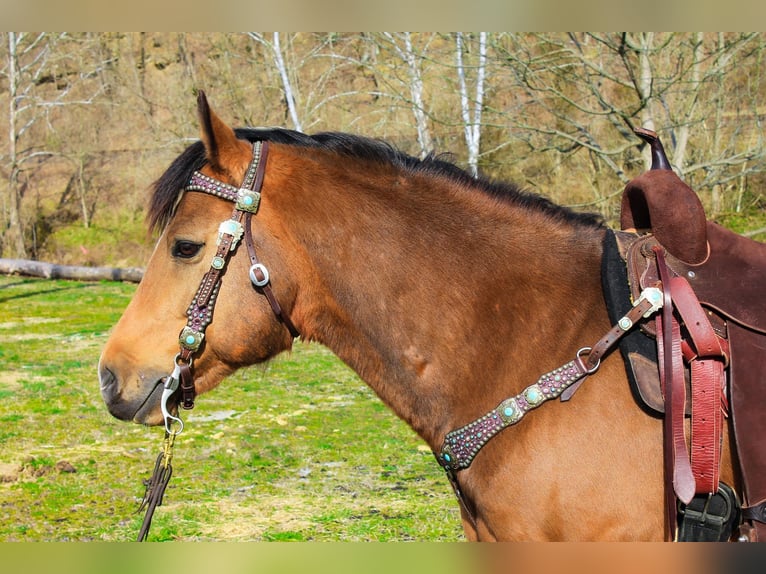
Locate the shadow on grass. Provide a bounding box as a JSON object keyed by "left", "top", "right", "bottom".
{"left": 0, "top": 279, "right": 97, "bottom": 304}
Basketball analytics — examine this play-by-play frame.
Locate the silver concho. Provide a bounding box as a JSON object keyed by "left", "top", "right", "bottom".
{"left": 236, "top": 188, "right": 261, "bottom": 213}
{"left": 179, "top": 326, "right": 204, "bottom": 352}
{"left": 217, "top": 219, "right": 244, "bottom": 250}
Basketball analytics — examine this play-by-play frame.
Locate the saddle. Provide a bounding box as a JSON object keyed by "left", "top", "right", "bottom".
{"left": 606, "top": 128, "right": 766, "bottom": 542}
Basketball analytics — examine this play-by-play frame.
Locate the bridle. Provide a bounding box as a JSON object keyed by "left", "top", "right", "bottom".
{"left": 160, "top": 140, "right": 299, "bottom": 434}
{"left": 138, "top": 140, "right": 300, "bottom": 541}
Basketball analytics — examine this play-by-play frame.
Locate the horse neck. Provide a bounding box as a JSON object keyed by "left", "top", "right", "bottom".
{"left": 267, "top": 146, "right": 608, "bottom": 448}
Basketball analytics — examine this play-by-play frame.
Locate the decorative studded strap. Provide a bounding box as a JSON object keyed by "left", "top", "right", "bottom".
{"left": 186, "top": 140, "right": 263, "bottom": 204}
{"left": 172, "top": 140, "right": 299, "bottom": 411}
{"left": 437, "top": 287, "right": 664, "bottom": 472}
{"left": 439, "top": 352, "right": 594, "bottom": 471}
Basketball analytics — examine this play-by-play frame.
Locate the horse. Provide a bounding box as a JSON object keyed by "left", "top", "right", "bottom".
{"left": 98, "top": 92, "right": 737, "bottom": 541}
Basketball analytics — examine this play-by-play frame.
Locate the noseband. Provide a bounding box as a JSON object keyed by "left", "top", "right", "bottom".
{"left": 160, "top": 140, "right": 299, "bottom": 432}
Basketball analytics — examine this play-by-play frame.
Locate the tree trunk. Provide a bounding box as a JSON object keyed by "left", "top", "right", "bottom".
{"left": 384, "top": 32, "right": 433, "bottom": 157}
{"left": 456, "top": 32, "right": 487, "bottom": 177}
{"left": 5, "top": 32, "right": 28, "bottom": 258}
{"left": 0, "top": 258, "right": 143, "bottom": 283}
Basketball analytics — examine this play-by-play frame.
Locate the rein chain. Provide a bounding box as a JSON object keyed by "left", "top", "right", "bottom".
{"left": 137, "top": 140, "right": 299, "bottom": 541}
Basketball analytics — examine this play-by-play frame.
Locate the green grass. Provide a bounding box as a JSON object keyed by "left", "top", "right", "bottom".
{"left": 0, "top": 276, "right": 463, "bottom": 541}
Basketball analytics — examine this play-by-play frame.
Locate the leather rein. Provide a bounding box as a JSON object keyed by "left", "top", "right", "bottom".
{"left": 160, "top": 140, "right": 299, "bottom": 434}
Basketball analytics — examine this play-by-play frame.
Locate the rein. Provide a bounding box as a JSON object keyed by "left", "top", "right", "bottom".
{"left": 137, "top": 140, "right": 299, "bottom": 541}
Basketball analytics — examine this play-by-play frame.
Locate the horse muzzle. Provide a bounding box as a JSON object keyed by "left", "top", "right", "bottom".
{"left": 98, "top": 360, "right": 168, "bottom": 425}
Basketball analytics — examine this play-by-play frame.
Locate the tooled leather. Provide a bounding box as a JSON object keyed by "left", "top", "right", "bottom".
{"left": 626, "top": 227, "right": 766, "bottom": 335}
{"left": 668, "top": 275, "right": 726, "bottom": 495}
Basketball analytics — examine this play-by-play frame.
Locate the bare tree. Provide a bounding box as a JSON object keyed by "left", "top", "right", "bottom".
{"left": 248, "top": 32, "right": 303, "bottom": 132}
{"left": 496, "top": 32, "right": 766, "bottom": 214}
{"left": 379, "top": 32, "right": 434, "bottom": 157}
{"left": 455, "top": 32, "right": 488, "bottom": 177}
{"left": 1, "top": 32, "right": 109, "bottom": 257}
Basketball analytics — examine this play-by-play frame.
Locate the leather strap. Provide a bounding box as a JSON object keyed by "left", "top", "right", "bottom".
{"left": 243, "top": 211, "right": 300, "bottom": 338}
{"left": 179, "top": 361, "right": 195, "bottom": 410}
{"left": 689, "top": 359, "right": 724, "bottom": 493}
{"left": 669, "top": 275, "right": 726, "bottom": 495}
{"left": 654, "top": 246, "right": 695, "bottom": 540}
{"left": 560, "top": 293, "right": 657, "bottom": 401}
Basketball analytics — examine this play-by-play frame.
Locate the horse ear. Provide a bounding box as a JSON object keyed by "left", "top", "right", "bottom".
{"left": 196, "top": 90, "right": 246, "bottom": 171}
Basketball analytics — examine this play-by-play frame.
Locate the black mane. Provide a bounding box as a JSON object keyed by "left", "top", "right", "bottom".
{"left": 148, "top": 128, "right": 605, "bottom": 232}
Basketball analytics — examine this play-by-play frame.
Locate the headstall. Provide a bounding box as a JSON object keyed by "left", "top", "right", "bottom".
{"left": 160, "top": 140, "right": 300, "bottom": 434}
{"left": 139, "top": 140, "right": 300, "bottom": 541}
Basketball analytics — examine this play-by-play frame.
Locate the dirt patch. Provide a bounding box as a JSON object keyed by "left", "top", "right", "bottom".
{"left": 0, "top": 371, "right": 53, "bottom": 390}
{"left": 0, "top": 317, "right": 62, "bottom": 330}
{"left": 0, "top": 463, "right": 22, "bottom": 483}
{"left": 0, "top": 459, "right": 78, "bottom": 482}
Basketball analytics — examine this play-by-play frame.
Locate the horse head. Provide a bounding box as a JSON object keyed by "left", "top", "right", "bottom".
{"left": 99, "top": 92, "right": 297, "bottom": 426}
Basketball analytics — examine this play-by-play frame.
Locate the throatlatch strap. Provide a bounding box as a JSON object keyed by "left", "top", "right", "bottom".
{"left": 243, "top": 212, "right": 300, "bottom": 338}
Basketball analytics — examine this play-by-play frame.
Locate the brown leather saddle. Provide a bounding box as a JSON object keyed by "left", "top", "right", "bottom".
{"left": 610, "top": 128, "right": 766, "bottom": 541}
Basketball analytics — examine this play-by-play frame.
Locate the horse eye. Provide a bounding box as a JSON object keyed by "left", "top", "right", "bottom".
{"left": 172, "top": 240, "right": 203, "bottom": 259}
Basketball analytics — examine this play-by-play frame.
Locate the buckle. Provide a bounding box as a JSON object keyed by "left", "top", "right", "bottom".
{"left": 677, "top": 482, "right": 741, "bottom": 542}
{"left": 249, "top": 263, "right": 270, "bottom": 288}
{"left": 217, "top": 219, "right": 244, "bottom": 251}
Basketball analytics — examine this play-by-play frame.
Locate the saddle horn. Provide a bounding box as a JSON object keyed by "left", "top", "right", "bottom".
{"left": 620, "top": 127, "right": 708, "bottom": 265}
{"left": 633, "top": 127, "right": 672, "bottom": 171}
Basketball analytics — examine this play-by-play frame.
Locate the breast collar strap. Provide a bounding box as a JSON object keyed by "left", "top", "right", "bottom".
{"left": 172, "top": 140, "right": 300, "bottom": 412}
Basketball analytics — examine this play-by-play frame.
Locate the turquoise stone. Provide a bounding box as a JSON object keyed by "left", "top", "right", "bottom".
{"left": 503, "top": 406, "right": 514, "bottom": 417}
{"left": 526, "top": 387, "right": 542, "bottom": 403}
{"left": 443, "top": 453, "right": 452, "bottom": 462}
{"left": 185, "top": 335, "right": 196, "bottom": 345}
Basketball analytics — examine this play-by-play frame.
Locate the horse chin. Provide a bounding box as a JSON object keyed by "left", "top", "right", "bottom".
{"left": 131, "top": 381, "right": 167, "bottom": 426}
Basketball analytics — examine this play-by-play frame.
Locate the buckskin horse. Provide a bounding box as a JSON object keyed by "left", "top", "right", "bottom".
{"left": 99, "top": 92, "right": 766, "bottom": 541}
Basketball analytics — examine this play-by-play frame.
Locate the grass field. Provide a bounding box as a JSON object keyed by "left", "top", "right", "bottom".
{"left": 0, "top": 276, "right": 463, "bottom": 542}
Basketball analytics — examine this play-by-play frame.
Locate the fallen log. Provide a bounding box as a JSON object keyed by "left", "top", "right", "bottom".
{"left": 0, "top": 258, "right": 144, "bottom": 283}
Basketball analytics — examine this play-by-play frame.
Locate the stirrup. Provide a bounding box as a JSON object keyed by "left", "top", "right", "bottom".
{"left": 676, "top": 482, "right": 741, "bottom": 542}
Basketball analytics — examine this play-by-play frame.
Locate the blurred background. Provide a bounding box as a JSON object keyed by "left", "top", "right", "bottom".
{"left": 2, "top": 32, "right": 764, "bottom": 270}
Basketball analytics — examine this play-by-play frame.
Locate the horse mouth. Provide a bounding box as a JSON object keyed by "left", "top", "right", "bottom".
{"left": 101, "top": 373, "right": 167, "bottom": 426}
{"left": 133, "top": 379, "right": 172, "bottom": 425}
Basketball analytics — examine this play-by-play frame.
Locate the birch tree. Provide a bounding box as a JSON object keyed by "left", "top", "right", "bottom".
{"left": 455, "top": 32, "right": 488, "bottom": 177}
{"left": 379, "top": 32, "right": 434, "bottom": 157}
{"left": 248, "top": 32, "right": 303, "bottom": 132}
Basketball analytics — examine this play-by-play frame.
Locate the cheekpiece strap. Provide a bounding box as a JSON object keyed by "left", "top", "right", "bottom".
{"left": 174, "top": 141, "right": 268, "bottom": 408}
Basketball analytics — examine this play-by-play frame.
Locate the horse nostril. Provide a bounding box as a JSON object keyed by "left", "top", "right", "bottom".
{"left": 98, "top": 362, "right": 118, "bottom": 400}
